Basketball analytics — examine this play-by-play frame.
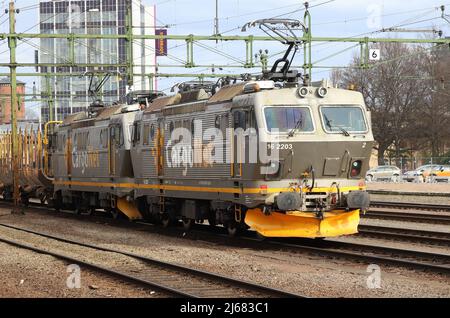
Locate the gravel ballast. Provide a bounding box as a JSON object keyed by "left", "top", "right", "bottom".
{"left": 0, "top": 241, "right": 163, "bottom": 298}
{"left": 0, "top": 207, "right": 449, "bottom": 298}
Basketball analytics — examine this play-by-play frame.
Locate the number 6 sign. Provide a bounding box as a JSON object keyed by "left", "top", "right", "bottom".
{"left": 369, "top": 49, "right": 381, "bottom": 61}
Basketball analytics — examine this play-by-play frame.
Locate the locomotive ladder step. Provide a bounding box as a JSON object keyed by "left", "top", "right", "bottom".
{"left": 159, "top": 193, "right": 165, "bottom": 213}
{"left": 235, "top": 204, "right": 242, "bottom": 223}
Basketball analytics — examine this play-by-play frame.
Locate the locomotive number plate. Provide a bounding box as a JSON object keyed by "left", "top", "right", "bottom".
{"left": 267, "top": 143, "right": 293, "bottom": 150}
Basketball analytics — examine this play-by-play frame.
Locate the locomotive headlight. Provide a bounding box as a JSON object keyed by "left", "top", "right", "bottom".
{"left": 350, "top": 160, "right": 363, "bottom": 178}
{"left": 317, "top": 87, "right": 328, "bottom": 98}
{"left": 297, "top": 86, "right": 309, "bottom": 98}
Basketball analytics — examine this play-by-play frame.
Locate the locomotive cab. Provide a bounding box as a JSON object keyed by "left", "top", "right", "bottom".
{"left": 242, "top": 83, "right": 374, "bottom": 237}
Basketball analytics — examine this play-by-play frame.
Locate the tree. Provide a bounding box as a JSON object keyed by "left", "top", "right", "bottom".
{"left": 417, "top": 44, "right": 450, "bottom": 157}
{"left": 332, "top": 42, "right": 429, "bottom": 165}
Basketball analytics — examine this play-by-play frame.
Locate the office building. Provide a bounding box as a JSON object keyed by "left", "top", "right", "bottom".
{"left": 39, "top": 0, "right": 156, "bottom": 122}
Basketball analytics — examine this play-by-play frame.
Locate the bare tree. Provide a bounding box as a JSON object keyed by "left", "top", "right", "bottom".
{"left": 333, "top": 42, "right": 428, "bottom": 165}
{"left": 418, "top": 44, "right": 450, "bottom": 158}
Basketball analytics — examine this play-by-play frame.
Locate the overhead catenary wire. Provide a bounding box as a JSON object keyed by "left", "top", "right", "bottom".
{"left": 194, "top": 41, "right": 245, "bottom": 65}
{"left": 167, "top": 2, "right": 309, "bottom": 27}
{"left": 308, "top": 3, "right": 445, "bottom": 55}
{"left": 148, "top": 0, "right": 339, "bottom": 81}
{"left": 213, "top": 2, "right": 446, "bottom": 78}
{"left": 312, "top": 4, "right": 448, "bottom": 27}
{"left": 369, "top": 42, "right": 448, "bottom": 69}
{"left": 1, "top": 3, "right": 184, "bottom": 76}
{"left": 307, "top": 5, "right": 447, "bottom": 73}
{"left": 0, "top": 6, "right": 76, "bottom": 56}
{"left": 166, "top": 1, "right": 446, "bottom": 82}
{"left": 312, "top": 43, "right": 360, "bottom": 66}
{"left": 212, "top": 5, "right": 450, "bottom": 82}
{"left": 131, "top": 0, "right": 168, "bottom": 28}
{"left": 1, "top": 0, "right": 449, "bottom": 92}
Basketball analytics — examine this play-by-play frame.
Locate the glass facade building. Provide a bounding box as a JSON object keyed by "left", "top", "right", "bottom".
{"left": 39, "top": 0, "right": 156, "bottom": 123}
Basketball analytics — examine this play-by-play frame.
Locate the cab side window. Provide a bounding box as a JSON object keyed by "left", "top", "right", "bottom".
{"left": 110, "top": 125, "right": 123, "bottom": 146}
{"left": 233, "top": 111, "right": 247, "bottom": 130}
{"left": 248, "top": 110, "right": 257, "bottom": 129}
{"left": 100, "top": 128, "right": 108, "bottom": 148}
{"left": 132, "top": 122, "right": 141, "bottom": 145}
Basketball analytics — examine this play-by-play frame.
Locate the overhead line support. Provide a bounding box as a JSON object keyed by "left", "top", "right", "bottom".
{"left": 6, "top": 1, "right": 20, "bottom": 212}
{"left": 185, "top": 35, "right": 195, "bottom": 68}
{"left": 245, "top": 36, "right": 254, "bottom": 68}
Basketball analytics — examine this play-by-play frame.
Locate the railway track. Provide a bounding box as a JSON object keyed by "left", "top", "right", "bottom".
{"left": 262, "top": 238, "right": 450, "bottom": 275}
{"left": 370, "top": 201, "right": 450, "bottom": 211}
{"left": 2, "top": 201, "right": 450, "bottom": 276}
{"left": 357, "top": 224, "right": 450, "bottom": 246}
{"left": 0, "top": 223, "right": 304, "bottom": 298}
{"left": 138, "top": 219, "right": 450, "bottom": 275}
{"left": 362, "top": 210, "right": 450, "bottom": 224}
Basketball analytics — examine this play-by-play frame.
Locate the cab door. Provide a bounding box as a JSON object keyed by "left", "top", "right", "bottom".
{"left": 109, "top": 126, "right": 116, "bottom": 175}
{"left": 232, "top": 110, "right": 247, "bottom": 178}
{"left": 156, "top": 119, "right": 164, "bottom": 176}
{"left": 66, "top": 132, "right": 72, "bottom": 176}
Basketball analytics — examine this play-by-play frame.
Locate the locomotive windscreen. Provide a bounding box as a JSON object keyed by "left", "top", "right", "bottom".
{"left": 320, "top": 106, "right": 367, "bottom": 133}
{"left": 264, "top": 106, "right": 314, "bottom": 133}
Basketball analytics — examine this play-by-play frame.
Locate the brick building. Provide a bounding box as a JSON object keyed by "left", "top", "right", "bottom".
{"left": 0, "top": 77, "right": 26, "bottom": 124}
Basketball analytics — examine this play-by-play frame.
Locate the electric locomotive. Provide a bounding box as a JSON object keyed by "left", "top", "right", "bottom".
{"left": 47, "top": 76, "right": 372, "bottom": 238}
{"left": 1, "top": 18, "right": 374, "bottom": 239}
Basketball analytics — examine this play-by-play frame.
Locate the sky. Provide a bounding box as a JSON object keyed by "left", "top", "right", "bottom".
{"left": 0, "top": 0, "right": 449, "bottom": 118}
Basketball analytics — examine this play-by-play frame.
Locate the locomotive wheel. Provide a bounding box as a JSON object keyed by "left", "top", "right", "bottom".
{"left": 226, "top": 221, "right": 239, "bottom": 237}
{"left": 110, "top": 208, "right": 120, "bottom": 219}
{"left": 3, "top": 190, "right": 12, "bottom": 201}
{"left": 161, "top": 214, "right": 171, "bottom": 228}
{"left": 51, "top": 192, "right": 62, "bottom": 212}
{"left": 208, "top": 218, "right": 216, "bottom": 227}
{"left": 84, "top": 207, "right": 94, "bottom": 216}
{"left": 182, "top": 218, "right": 193, "bottom": 231}
{"left": 20, "top": 196, "right": 29, "bottom": 207}
{"left": 208, "top": 215, "right": 216, "bottom": 227}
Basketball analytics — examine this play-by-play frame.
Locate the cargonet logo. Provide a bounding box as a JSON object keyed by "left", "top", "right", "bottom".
{"left": 164, "top": 122, "right": 280, "bottom": 175}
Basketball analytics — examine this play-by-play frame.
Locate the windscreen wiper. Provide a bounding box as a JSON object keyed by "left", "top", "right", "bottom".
{"left": 338, "top": 127, "right": 350, "bottom": 137}
{"left": 324, "top": 114, "right": 350, "bottom": 137}
{"left": 288, "top": 117, "right": 303, "bottom": 137}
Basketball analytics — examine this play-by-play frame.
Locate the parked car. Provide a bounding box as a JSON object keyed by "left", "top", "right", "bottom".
{"left": 365, "top": 165, "right": 401, "bottom": 182}
{"left": 430, "top": 165, "right": 450, "bottom": 183}
{"left": 402, "top": 164, "right": 442, "bottom": 182}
